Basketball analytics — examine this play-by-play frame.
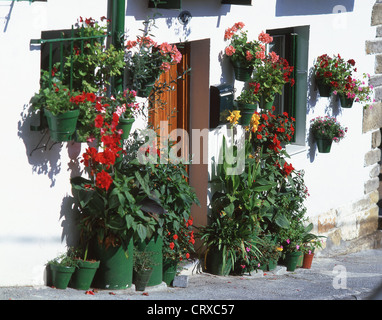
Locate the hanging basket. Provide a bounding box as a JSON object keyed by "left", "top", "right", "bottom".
{"left": 238, "top": 102, "right": 258, "bottom": 126}
{"left": 230, "top": 59, "right": 253, "bottom": 82}
{"left": 44, "top": 109, "right": 80, "bottom": 142}
{"left": 338, "top": 93, "right": 354, "bottom": 108}
{"left": 258, "top": 95, "right": 275, "bottom": 110}
{"left": 315, "top": 137, "right": 333, "bottom": 153}
{"left": 117, "top": 116, "right": 135, "bottom": 139}
{"left": 315, "top": 77, "right": 332, "bottom": 97}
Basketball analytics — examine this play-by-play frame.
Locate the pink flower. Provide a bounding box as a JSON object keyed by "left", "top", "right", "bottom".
{"left": 258, "top": 31, "right": 273, "bottom": 44}
{"left": 160, "top": 62, "right": 171, "bottom": 71}
{"left": 225, "top": 45, "right": 236, "bottom": 56}
{"left": 245, "top": 50, "right": 253, "bottom": 61}
{"left": 286, "top": 239, "right": 290, "bottom": 244}
{"left": 269, "top": 51, "right": 279, "bottom": 63}
{"left": 296, "top": 245, "right": 300, "bottom": 250}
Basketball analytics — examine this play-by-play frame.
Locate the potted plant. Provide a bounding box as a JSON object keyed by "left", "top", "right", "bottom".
{"left": 47, "top": 251, "right": 78, "bottom": 289}
{"left": 120, "top": 140, "right": 199, "bottom": 286}
{"left": 224, "top": 23, "right": 271, "bottom": 81}
{"left": 133, "top": 250, "right": 157, "bottom": 291}
{"left": 68, "top": 247, "right": 100, "bottom": 291}
{"left": 313, "top": 54, "right": 355, "bottom": 97}
{"left": 71, "top": 109, "right": 158, "bottom": 290}
{"left": 235, "top": 84, "right": 259, "bottom": 125}
{"left": 310, "top": 116, "right": 347, "bottom": 153}
{"left": 301, "top": 234, "right": 325, "bottom": 269}
{"left": 333, "top": 72, "right": 375, "bottom": 109}
{"left": 250, "top": 53, "right": 295, "bottom": 109}
{"left": 125, "top": 19, "right": 183, "bottom": 97}
{"left": 198, "top": 138, "right": 274, "bottom": 275}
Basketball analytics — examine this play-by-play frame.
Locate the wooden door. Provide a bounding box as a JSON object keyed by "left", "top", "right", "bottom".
{"left": 148, "top": 43, "right": 190, "bottom": 160}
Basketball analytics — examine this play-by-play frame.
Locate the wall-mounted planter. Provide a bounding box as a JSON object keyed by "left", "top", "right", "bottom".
{"left": 221, "top": 0, "right": 252, "bottom": 5}
{"left": 148, "top": 0, "right": 181, "bottom": 9}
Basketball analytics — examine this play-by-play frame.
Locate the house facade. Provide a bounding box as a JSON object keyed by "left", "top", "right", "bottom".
{"left": 0, "top": 0, "right": 381, "bottom": 286}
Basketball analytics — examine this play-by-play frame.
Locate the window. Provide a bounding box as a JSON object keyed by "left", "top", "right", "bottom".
{"left": 267, "top": 26, "right": 309, "bottom": 147}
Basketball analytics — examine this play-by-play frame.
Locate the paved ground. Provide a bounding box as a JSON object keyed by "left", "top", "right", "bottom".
{"left": 2, "top": 248, "right": 382, "bottom": 302}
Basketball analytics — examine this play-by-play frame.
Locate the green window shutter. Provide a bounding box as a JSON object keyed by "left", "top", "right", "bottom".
{"left": 148, "top": 0, "right": 182, "bottom": 9}
{"left": 221, "top": 0, "right": 252, "bottom": 5}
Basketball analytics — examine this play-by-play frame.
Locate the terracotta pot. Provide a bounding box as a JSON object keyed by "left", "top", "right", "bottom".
{"left": 302, "top": 253, "right": 314, "bottom": 269}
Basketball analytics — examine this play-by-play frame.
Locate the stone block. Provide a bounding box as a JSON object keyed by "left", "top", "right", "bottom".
{"left": 372, "top": 3, "right": 382, "bottom": 26}
{"left": 317, "top": 209, "right": 337, "bottom": 234}
{"left": 372, "top": 130, "right": 382, "bottom": 148}
{"left": 172, "top": 275, "right": 188, "bottom": 288}
{"left": 366, "top": 39, "right": 382, "bottom": 54}
{"left": 370, "top": 74, "right": 382, "bottom": 87}
{"left": 363, "top": 102, "right": 382, "bottom": 132}
{"left": 369, "top": 164, "right": 381, "bottom": 178}
{"left": 376, "top": 55, "right": 382, "bottom": 74}
{"left": 358, "top": 206, "right": 379, "bottom": 237}
{"left": 364, "top": 177, "right": 380, "bottom": 194}
{"left": 364, "top": 149, "right": 381, "bottom": 166}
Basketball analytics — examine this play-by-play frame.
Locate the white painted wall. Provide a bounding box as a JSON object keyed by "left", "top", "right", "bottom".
{"left": 0, "top": 0, "right": 377, "bottom": 285}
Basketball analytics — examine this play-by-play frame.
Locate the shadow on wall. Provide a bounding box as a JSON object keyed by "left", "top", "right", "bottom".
{"left": 275, "top": 0, "right": 354, "bottom": 16}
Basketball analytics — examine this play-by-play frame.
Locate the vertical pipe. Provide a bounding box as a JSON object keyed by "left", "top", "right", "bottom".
{"left": 110, "top": 0, "right": 125, "bottom": 93}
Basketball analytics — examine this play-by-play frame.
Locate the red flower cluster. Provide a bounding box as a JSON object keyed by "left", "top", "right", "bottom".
{"left": 166, "top": 216, "right": 195, "bottom": 261}
{"left": 80, "top": 97, "right": 123, "bottom": 191}
{"left": 253, "top": 108, "right": 295, "bottom": 153}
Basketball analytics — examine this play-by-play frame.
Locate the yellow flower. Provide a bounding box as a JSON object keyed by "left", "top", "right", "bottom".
{"left": 249, "top": 113, "right": 260, "bottom": 133}
{"left": 227, "top": 110, "right": 241, "bottom": 125}
{"left": 276, "top": 246, "right": 283, "bottom": 252}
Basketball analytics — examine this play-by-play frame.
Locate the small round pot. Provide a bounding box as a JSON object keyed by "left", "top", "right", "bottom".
{"left": 315, "top": 77, "right": 332, "bottom": 97}
{"left": 50, "top": 264, "right": 76, "bottom": 289}
{"left": 230, "top": 59, "right": 253, "bottom": 82}
{"left": 338, "top": 93, "right": 354, "bottom": 108}
{"left": 70, "top": 260, "right": 100, "bottom": 290}
{"left": 285, "top": 252, "right": 301, "bottom": 272}
{"left": 302, "top": 253, "right": 315, "bottom": 269}
{"left": 238, "top": 102, "right": 258, "bottom": 126}
{"left": 44, "top": 109, "right": 80, "bottom": 142}
{"left": 162, "top": 259, "right": 178, "bottom": 286}
{"left": 259, "top": 95, "right": 275, "bottom": 110}
{"left": 133, "top": 269, "right": 153, "bottom": 291}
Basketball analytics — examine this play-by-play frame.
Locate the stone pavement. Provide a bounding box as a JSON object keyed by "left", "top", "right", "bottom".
{"left": 2, "top": 248, "right": 382, "bottom": 302}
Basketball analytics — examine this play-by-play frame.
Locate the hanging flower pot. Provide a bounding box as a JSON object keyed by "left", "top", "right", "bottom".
{"left": 44, "top": 109, "right": 80, "bottom": 142}
{"left": 238, "top": 102, "right": 257, "bottom": 126}
{"left": 315, "top": 137, "right": 333, "bottom": 153}
{"left": 259, "top": 95, "right": 275, "bottom": 110}
{"left": 302, "top": 253, "right": 315, "bottom": 269}
{"left": 69, "top": 260, "right": 100, "bottom": 290}
{"left": 117, "top": 116, "right": 135, "bottom": 140}
{"left": 338, "top": 93, "right": 354, "bottom": 108}
{"left": 315, "top": 77, "right": 332, "bottom": 97}
{"left": 50, "top": 264, "right": 76, "bottom": 289}
{"left": 230, "top": 59, "right": 253, "bottom": 82}
{"left": 162, "top": 258, "right": 178, "bottom": 286}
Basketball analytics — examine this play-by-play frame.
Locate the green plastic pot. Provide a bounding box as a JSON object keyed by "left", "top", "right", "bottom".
{"left": 206, "top": 247, "right": 232, "bottom": 276}
{"left": 70, "top": 260, "right": 100, "bottom": 290}
{"left": 136, "top": 236, "right": 163, "bottom": 286}
{"left": 259, "top": 95, "right": 275, "bottom": 110}
{"left": 162, "top": 259, "right": 178, "bottom": 286}
{"left": 50, "top": 264, "right": 75, "bottom": 289}
{"left": 285, "top": 252, "right": 301, "bottom": 271}
{"left": 338, "top": 93, "right": 354, "bottom": 108}
{"left": 238, "top": 102, "right": 258, "bottom": 126}
{"left": 231, "top": 59, "right": 253, "bottom": 82}
{"left": 296, "top": 251, "right": 304, "bottom": 267}
{"left": 133, "top": 269, "right": 153, "bottom": 291}
{"left": 117, "top": 116, "right": 135, "bottom": 139}
{"left": 91, "top": 239, "right": 134, "bottom": 290}
{"left": 315, "top": 137, "right": 333, "bottom": 153}
{"left": 44, "top": 109, "right": 79, "bottom": 142}
{"left": 316, "top": 77, "right": 332, "bottom": 97}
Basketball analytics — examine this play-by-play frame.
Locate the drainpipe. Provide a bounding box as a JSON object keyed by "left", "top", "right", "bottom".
{"left": 109, "top": 0, "right": 125, "bottom": 93}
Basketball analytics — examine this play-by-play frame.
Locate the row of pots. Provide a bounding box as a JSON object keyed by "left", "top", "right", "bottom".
{"left": 205, "top": 248, "right": 315, "bottom": 276}
{"left": 44, "top": 108, "right": 135, "bottom": 143}
{"left": 49, "top": 237, "right": 178, "bottom": 292}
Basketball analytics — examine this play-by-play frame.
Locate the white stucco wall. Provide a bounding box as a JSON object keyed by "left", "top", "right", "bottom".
{"left": 0, "top": 0, "right": 377, "bottom": 286}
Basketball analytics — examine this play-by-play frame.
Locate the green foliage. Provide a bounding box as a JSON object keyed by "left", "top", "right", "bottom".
{"left": 133, "top": 250, "right": 158, "bottom": 272}
{"left": 47, "top": 251, "right": 79, "bottom": 268}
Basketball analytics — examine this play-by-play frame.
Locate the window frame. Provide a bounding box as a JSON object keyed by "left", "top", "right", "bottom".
{"left": 267, "top": 26, "right": 310, "bottom": 149}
